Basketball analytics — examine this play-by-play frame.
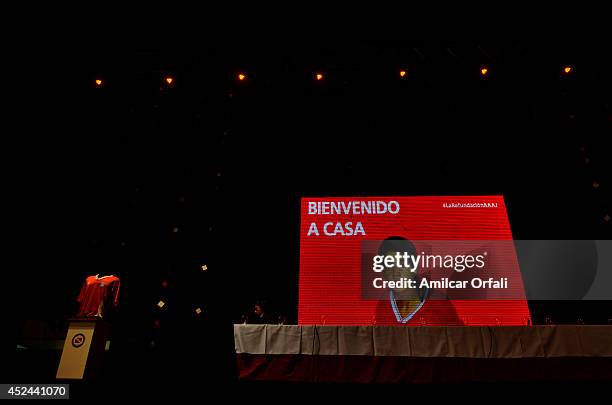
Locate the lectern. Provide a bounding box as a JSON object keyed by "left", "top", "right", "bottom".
{"left": 56, "top": 318, "right": 110, "bottom": 380}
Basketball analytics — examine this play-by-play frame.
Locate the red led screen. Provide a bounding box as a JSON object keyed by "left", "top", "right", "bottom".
{"left": 298, "top": 196, "right": 531, "bottom": 326}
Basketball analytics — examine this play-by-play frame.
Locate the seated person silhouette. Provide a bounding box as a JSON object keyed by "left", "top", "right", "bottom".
{"left": 374, "top": 237, "right": 464, "bottom": 326}
{"left": 245, "top": 302, "right": 275, "bottom": 324}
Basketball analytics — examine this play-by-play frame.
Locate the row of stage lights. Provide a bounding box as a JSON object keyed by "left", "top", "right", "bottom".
{"left": 93, "top": 71, "right": 326, "bottom": 88}
{"left": 92, "top": 65, "right": 575, "bottom": 88}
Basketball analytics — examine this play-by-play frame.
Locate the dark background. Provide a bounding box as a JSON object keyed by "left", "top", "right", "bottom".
{"left": 9, "top": 40, "right": 612, "bottom": 386}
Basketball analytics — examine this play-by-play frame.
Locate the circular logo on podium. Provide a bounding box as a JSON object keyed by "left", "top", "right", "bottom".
{"left": 72, "top": 333, "right": 86, "bottom": 348}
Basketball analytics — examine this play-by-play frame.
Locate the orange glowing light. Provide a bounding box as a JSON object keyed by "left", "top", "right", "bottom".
{"left": 315, "top": 73, "right": 324, "bottom": 81}
{"left": 165, "top": 76, "right": 174, "bottom": 85}
{"left": 238, "top": 73, "right": 246, "bottom": 81}
{"left": 399, "top": 70, "right": 407, "bottom": 78}
{"left": 563, "top": 66, "right": 572, "bottom": 74}
{"left": 95, "top": 79, "right": 103, "bottom": 86}
{"left": 480, "top": 67, "right": 488, "bottom": 76}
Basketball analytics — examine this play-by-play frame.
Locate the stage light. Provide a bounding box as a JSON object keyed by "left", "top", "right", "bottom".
{"left": 399, "top": 70, "right": 407, "bottom": 78}
{"left": 164, "top": 76, "right": 174, "bottom": 85}
{"left": 195, "top": 307, "right": 203, "bottom": 315}
{"left": 593, "top": 182, "right": 600, "bottom": 189}
{"left": 95, "top": 79, "right": 103, "bottom": 87}
{"left": 563, "top": 66, "right": 573, "bottom": 74}
{"left": 201, "top": 264, "right": 208, "bottom": 272}
{"left": 157, "top": 300, "right": 166, "bottom": 309}
{"left": 480, "top": 67, "right": 489, "bottom": 76}
{"left": 315, "top": 72, "right": 324, "bottom": 81}
{"left": 238, "top": 73, "right": 246, "bottom": 81}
